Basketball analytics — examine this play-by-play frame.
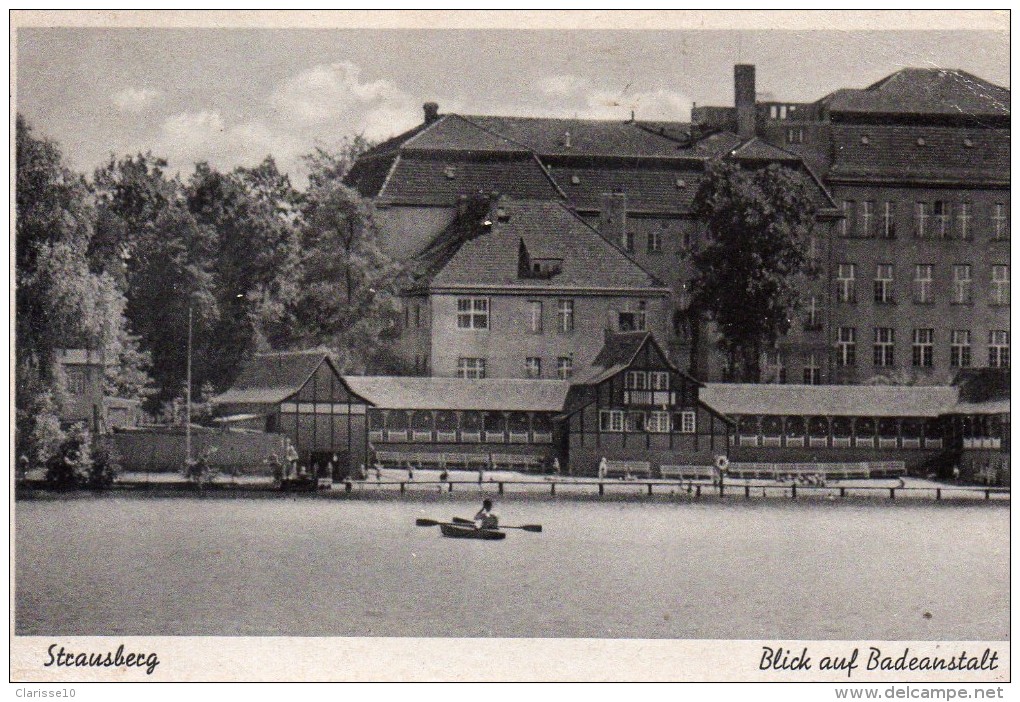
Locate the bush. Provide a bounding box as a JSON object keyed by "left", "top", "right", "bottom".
{"left": 88, "top": 440, "right": 121, "bottom": 489}
{"left": 44, "top": 423, "right": 92, "bottom": 488}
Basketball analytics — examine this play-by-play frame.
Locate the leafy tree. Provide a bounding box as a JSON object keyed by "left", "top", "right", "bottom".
{"left": 303, "top": 136, "right": 375, "bottom": 188}
{"left": 44, "top": 423, "right": 93, "bottom": 488}
{"left": 287, "top": 180, "right": 405, "bottom": 373}
{"left": 691, "top": 162, "right": 817, "bottom": 382}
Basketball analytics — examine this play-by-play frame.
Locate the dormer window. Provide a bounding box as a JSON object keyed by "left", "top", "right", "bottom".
{"left": 443, "top": 166, "right": 456, "bottom": 179}
{"left": 675, "top": 178, "right": 686, "bottom": 189}
{"left": 860, "top": 135, "right": 870, "bottom": 145}
{"left": 916, "top": 137, "right": 926, "bottom": 146}
{"left": 570, "top": 174, "right": 580, "bottom": 185}
{"left": 964, "top": 138, "right": 974, "bottom": 148}
{"left": 496, "top": 207, "right": 509, "bottom": 221}
{"left": 527, "top": 258, "right": 563, "bottom": 279}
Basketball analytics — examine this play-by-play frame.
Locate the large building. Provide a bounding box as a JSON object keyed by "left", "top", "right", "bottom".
{"left": 347, "top": 64, "right": 1008, "bottom": 385}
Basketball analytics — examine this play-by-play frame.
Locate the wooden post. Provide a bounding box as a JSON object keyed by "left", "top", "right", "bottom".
{"left": 400, "top": 482, "right": 405, "bottom": 494}
{"left": 840, "top": 487, "right": 846, "bottom": 498}
{"left": 598, "top": 482, "right": 604, "bottom": 496}
{"left": 936, "top": 488, "right": 941, "bottom": 501}
{"left": 647, "top": 483, "right": 653, "bottom": 496}
{"left": 744, "top": 485, "right": 750, "bottom": 499}
{"left": 791, "top": 483, "right": 797, "bottom": 500}
{"left": 498, "top": 481, "right": 504, "bottom": 495}
{"left": 890, "top": 488, "right": 896, "bottom": 500}
{"left": 695, "top": 484, "right": 701, "bottom": 498}
{"left": 985, "top": 489, "right": 991, "bottom": 500}
{"left": 448, "top": 481, "right": 453, "bottom": 493}
{"left": 551, "top": 482, "right": 556, "bottom": 497}
{"left": 345, "top": 481, "right": 352, "bottom": 493}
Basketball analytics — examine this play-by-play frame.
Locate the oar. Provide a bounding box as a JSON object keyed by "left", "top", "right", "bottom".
{"left": 452, "top": 516, "right": 542, "bottom": 533}
{"left": 415, "top": 518, "right": 542, "bottom": 533}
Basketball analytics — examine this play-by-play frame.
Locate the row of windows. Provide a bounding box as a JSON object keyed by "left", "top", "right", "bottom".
{"left": 457, "top": 298, "right": 650, "bottom": 334}
{"left": 835, "top": 264, "right": 1009, "bottom": 305}
{"left": 460, "top": 357, "right": 574, "bottom": 380}
{"left": 599, "top": 409, "right": 696, "bottom": 434}
{"left": 624, "top": 370, "right": 670, "bottom": 390}
{"left": 835, "top": 329, "right": 1010, "bottom": 368}
{"left": 839, "top": 201, "right": 1008, "bottom": 240}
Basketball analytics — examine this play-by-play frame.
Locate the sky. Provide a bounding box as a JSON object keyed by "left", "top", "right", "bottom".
{"left": 15, "top": 26, "right": 1010, "bottom": 185}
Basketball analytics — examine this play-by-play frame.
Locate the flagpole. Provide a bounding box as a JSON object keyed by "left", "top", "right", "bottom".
{"left": 185, "top": 305, "right": 192, "bottom": 472}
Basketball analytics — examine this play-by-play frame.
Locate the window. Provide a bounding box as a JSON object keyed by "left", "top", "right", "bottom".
{"left": 528, "top": 300, "right": 543, "bottom": 334}
{"left": 874, "top": 264, "right": 894, "bottom": 304}
{"left": 623, "top": 230, "right": 635, "bottom": 252}
{"left": 618, "top": 300, "right": 647, "bottom": 332}
{"left": 626, "top": 371, "right": 649, "bottom": 390}
{"left": 950, "top": 330, "right": 971, "bottom": 368}
{"left": 873, "top": 327, "right": 894, "bottom": 367}
{"left": 806, "top": 236, "right": 820, "bottom": 269}
{"left": 557, "top": 299, "right": 574, "bottom": 333}
{"left": 457, "top": 358, "right": 486, "bottom": 379}
{"left": 914, "top": 202, "right": 928, "bottom": 238}
{"left": 525, "top": 357, "right": 541, "bottom": 378}
{"left": 786, "top": 127, "right": 803, "bottom": 144}
{"left": 837, "top": 264, "right": 857, "bottom": 303}
{"left": 840, "top": 201, "right": 853, "bottom": 237}
{"left": 989, "top": 330, "right": 1009, "bottom": 368}
{"left": 837, "top": 327, "right": 856, "bottom": 367}
{"left": 456, "top": 298, "right": 489, "bottom": 329}
{"left": 600, "top": 410, "right": 624, "bottom": 432}
{"left": 913, "top": 265, "right": 933, "bottom": 304}
{"left": 957, "top": 203, "right": 972, "bottom": 240}
{"left": 803, "top": 353, "right": 821, "bottom": 385}
{"left": 625, "top": 411, "right": 645, "bottom": 432}
{"left": 991, "top": 265, "right": 1009, "bottom": 305}
{"left": 952, "top": 264, "right": 972, "bottom": 304}
{"left": 912, "top": 329, "right": 934, "bottom": 368}
{"left": 64, "top": 367, "right": 89, "bottom": 395}
{"left": 882, "top": 202, "right": 897, "bottom": 239}
{"left": 677, "top": 410, "right": 696, "bottom": 434}
{"left": 859, "top": 201, "right": 874, "bottom": 237}
{"left": 933, "top": 201, "right": 948, "bottom": 238}
{"left": 992, "top": 203, "right": 1008, "bottom": 240}
{"left": 648, "top": 411, "right": 671, "bottom": 433}
{"left": 648, "top": 229, "right": 662, "bottom": 253}
{"left": 650, "top": 371, "right": 670, "bottom": 390}
{"left": 557, "top": 356, "right": 573, "bottom": 379}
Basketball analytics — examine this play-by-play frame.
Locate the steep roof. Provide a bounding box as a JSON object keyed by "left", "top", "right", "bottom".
{"left": 345, "top": 376, "right": 569, "bottom": 412}
{"left": 700, "top": 383, "right": 959, "bottom": 418}
{"left": 211, "top": 350, "right": 335, "bottom": 406}
{"left": 826, "top": 125, "right": 1010, "bottom": 184}
{"left": 821, "top": 68, "right": 1010, "bottom": 118}
{"left": 422, "top": 199, "right": 668, "bottom": 292}
{"left": 377, "top": 152, "right": 563, "bottom": 205}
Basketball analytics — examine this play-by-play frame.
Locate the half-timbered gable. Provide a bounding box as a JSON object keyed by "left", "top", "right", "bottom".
{"left": 563, "top": 331, "right": 732, "bottom": 476}
{"left": 212, "top": 350, "right": 371, "bottom": 475}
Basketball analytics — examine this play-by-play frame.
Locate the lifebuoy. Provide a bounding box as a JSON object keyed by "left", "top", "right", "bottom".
{"left": 714, "top": 455, "right": 730, "bottom": 471}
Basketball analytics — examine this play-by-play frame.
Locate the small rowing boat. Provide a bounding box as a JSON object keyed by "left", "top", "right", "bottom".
{"left": 438, "top": 523, "right": 507, "bottom": 540}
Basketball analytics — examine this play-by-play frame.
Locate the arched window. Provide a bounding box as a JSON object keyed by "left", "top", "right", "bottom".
{"left": 434, "top": 410, "right": 457, "bottom": 431}
{"left": 855, "top": 417, "right": 875, "bottom": 437}
{"left": 762, "top": 415, "right": 784, "bottom": 436}
{"left": 410, "top": 410, "right": 433, "bottom": 431}
{"left": 808, "top": 416, "right": 830, "bottom": 437}
{"left": 785, "top": 417, "right": 805, "bottom": 437}
{"left": 507, "top": 412, "right": 530, "bottom": 432}
{"left": 831, "top": 417, "right": 852, "bottom": 438}
{"left": 878, "top": 418, "right": 899, "bottom": 438}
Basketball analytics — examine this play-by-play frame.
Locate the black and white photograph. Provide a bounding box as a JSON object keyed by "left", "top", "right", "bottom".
{"left": 10, "top": 10, "right": 1010, "bottom": 684}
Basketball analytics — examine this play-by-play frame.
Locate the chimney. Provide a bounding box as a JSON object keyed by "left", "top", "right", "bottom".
{"left": 599, "top": 192, "right": 628, "bottom": 249}
{"left": 423, "top": 102, "right": 440, "bottom": 124}
{"left": 734, "top": 64, "right": 756, "bottom": 139}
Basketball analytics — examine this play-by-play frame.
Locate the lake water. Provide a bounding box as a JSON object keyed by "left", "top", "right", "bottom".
{"left": 15, "top": 494, "right": 1009, "bottom": 639}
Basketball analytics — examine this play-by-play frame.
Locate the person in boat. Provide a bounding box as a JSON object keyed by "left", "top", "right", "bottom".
{"left": 474, "top": 498, "right": 499, "bottom": 530}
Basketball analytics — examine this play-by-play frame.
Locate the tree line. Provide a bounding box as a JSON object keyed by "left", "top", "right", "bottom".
{"left": 16, "top": 116, "right": 403, "bottom": 469}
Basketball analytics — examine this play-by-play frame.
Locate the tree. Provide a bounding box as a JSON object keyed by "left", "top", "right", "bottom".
{"left": 286, "top": 179, "right": 405, "bottom": 373}
{"left": 303, "top": 136, "right": 375, "bottom": 188}
{"left": 691, "top": 162, "right": 818, "bottom": 382}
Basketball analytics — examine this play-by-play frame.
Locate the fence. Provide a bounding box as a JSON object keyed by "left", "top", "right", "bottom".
{"left": 110, "top": 426, "right": 287, "bottom": 474}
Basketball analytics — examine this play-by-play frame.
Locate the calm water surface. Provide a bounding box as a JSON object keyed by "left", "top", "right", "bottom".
{"left": 15, "top": 495, "right": 1008, "bottom": 639}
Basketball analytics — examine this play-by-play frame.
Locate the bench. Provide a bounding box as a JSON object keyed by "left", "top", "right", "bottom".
{"left": 490, "top": 453, "right": 545, "bottom": 471}
{"left": 659, "top": 464, "right": 715, "bottom": 480}
{"left": 604, "top": 460, "right": 652, "bottom": 478}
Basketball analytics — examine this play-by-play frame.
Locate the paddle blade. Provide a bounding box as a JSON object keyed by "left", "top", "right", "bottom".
{"left": 451, "top": 517, "right": 474, "bottom": 525}
{"left": 519, "top": 524, "right": 543, "bottom": 533}
{"left": 415, "top": 518, "right": 441, "bottom": 527}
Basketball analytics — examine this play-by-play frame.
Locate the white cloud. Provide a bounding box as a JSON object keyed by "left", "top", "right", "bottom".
{"left": 531, "top": 73, "right": 693, "bottom": 122}
{"left": 112, "top": 87, "right": 164, "bottom": 113}
{"left": 144, "top": 62, "right": 425, "bottom": 181}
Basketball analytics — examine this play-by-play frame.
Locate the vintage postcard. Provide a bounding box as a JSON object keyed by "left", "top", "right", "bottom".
{"left": 9, "top": 10, "right": 1010, "bottom": 686}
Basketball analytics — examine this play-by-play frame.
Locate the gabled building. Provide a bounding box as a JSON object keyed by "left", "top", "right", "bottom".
{"left": 398, "top": 197, "right": 673, "bottom": 380}
{"left": 211, "top": 350, "right": 372, "bottom": 475}
{"left": 348, "top": 86, "right": 839, "bottom": 382}
{"left": 561, "top": 331, "right": 732, "bottom": 475}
